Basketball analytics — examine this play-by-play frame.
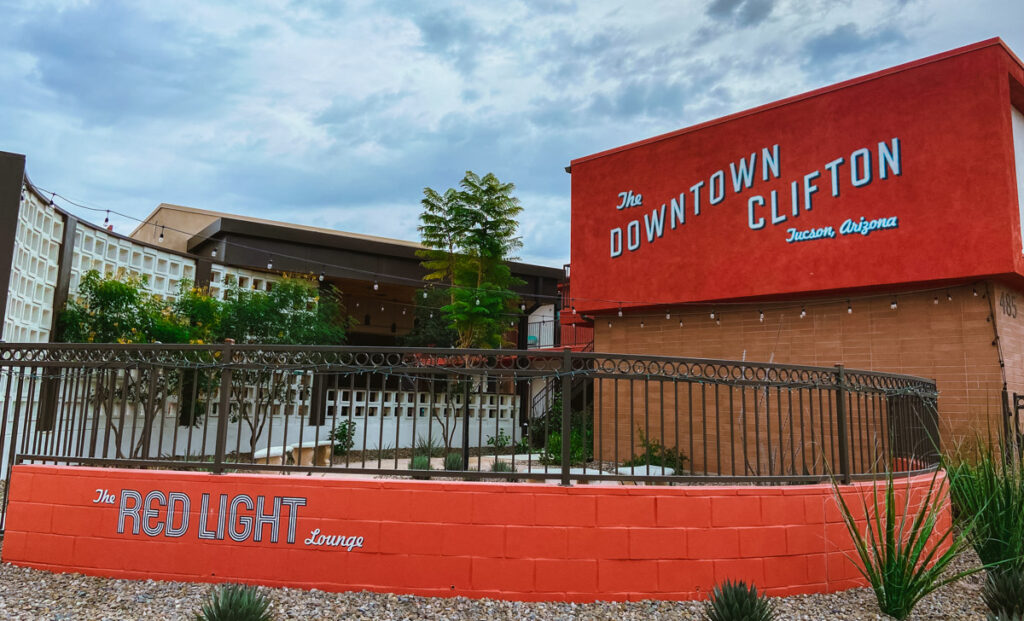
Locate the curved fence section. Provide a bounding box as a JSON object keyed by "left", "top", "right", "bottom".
{"left": 0, "top": 344, "right": 939, "bottom": 494}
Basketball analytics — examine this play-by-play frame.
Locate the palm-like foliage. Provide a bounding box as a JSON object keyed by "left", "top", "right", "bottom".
{"left": 195, "top": 584, "right": 274, "bottom": 621}
{"left": 831, "top": 469, "right": 980, "bottom": 620}
{"left": 704, "top": 579, "right": 775, "bottom": 621}
{"left": 983, "top": 568, "right": 1024, "bottom": 618}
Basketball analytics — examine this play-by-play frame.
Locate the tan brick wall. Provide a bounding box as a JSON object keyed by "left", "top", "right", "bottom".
{"left": 991, "top": 281, "right": 1024, "bottom": 444}
{"left": 592, "top": 283, "right": 1007, "bottom": 469}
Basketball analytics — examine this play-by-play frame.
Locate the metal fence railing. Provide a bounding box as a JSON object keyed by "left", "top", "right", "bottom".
{"left": 0, "top": 343, "right": 941, "bottom": 525}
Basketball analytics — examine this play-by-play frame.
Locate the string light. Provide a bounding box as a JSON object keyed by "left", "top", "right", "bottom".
{"left": 380, "top": 304, "right": 385, "bottom": 312}
{"left": 640, "top": 320, "right": 645, "bottom": 328}
{"left": 973, "top": 288, "right": 979, "bottom": 297}
{"left": 267, "top": 257, "right": 273, "bottom": 270}
{"left": 678, "top": 319, "right": 683, "bottom": 328}
{"left": 103, "top": 210, "right": 109, "bottom": 226}
{"left": 933, "top": 296, "right": 939, "bottom": 305}
{"left": 318, "top": 271, "right": 325, "bottom": 282}
{"left": 49, "top": 193, "right": 55, "bottom": 206}
{"left": 520, "top": 303, "right": 526, "bottom": 311}
{"left": 710, "top": 309, "right": 716, "bottom": 320}
{"left": 158, "top": 226, "right": 165, "bottom": 243}
{"left": 373, "top": 281, "right": 379, "bottom": 291}
{"left": 715, "top": 316, "right": 721, "bottom": 326}
{"left": 800, "top": 306, "right": 806, "bottom": 319}
{"left": 847, "top": 300, "right": 853, "bottom": 314}
{"left": 665, "top": 309, "right": 671, "bottom": 320}
{"left": 758, "top": 309, "right": 765, "bottom": 323}
{"left": 571, "top": 305, "right": 577, "bottom": 315}
{"left": 617, "top": 307, "right": 623, "bottom": 317}
{"left": 946, "top": 291, "right": 952, "bottom": 301}
{"left": 211, "top": 248, "right": 218, "bottom": 258}
{"left": 607, "top": 320, "right": 612, "bottom": 328}
{"left": 891, "top": 298, "right": 898, "bottom": 310}
{"left": 423, "top": 290, "right": 428, "bottom": 299}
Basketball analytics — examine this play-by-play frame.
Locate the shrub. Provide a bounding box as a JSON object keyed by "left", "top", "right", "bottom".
{"left": 445, "top": 452, "right": 464, "bottom": 471}
{"left": 704, "top": 579, "right": 775, "bottom": 621}
{"left": 486, "top": 429, "right": 512, "bottom": 450}
{"left": 491, "top": 460, "right": 516, "bottom": 473}
{"left": 622, "top": 430, "right": 688, "bottom": 471}
{"left": 195, "top": 584, "right": 274, "bottom": 621}
{"left": 945, "top": 444, "right": 1024, "bottom": 572}
{"left": 983, "top": 568, "right": 1024, "bottom": 618}
{"left": 409, "top": 454, "right": 432, "bottom": 480}
{"left": 414, "top": 436, "right": 445, "bottom": 458}
{"left": 831, "top": 470, "right": 980, "bottom": 620}
{"left": 330, "top": 420, "right": 356, "bottom": 456}
{"left": 539, "top": 429, "right": 590, "bottom": 465}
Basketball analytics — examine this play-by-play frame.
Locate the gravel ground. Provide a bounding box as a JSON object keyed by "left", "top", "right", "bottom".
{"left": 0, "top": 546, "right": 990, "bottom": 621}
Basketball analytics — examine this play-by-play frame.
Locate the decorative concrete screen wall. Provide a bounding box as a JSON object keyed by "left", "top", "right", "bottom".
{"left": 2, "top": 465, "right": 949, "bottom": 601}
{"left": 2, "top": 190, "right": 64, "bottom": 344}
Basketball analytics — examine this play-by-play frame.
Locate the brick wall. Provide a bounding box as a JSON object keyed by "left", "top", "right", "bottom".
{"left": 2, "top": 465, "right": 949, "bottom": 601}
{"left": 594, "top": 284, "right": 1009, "bottom": 461}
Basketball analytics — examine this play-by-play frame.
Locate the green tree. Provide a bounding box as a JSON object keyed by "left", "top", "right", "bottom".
{"left": 400, "top": 287, "right": 458, "bottom": 347}
{"left": 416, "top": 171, "right": 524, "bottom": 348}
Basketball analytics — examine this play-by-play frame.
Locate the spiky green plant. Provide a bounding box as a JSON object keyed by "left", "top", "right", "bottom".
{"left": 445, "top": 452, "right": 464, "bottom": 471}
{"left": 410, "top": 454, "right": 432, "bottom": 480}
{"left": 195, "top": 584, "right": 274, "bottom": 621}
{"left": 945, "top": 445, "right": 1024, "bottom": 572}
{"left": 704, "top": 579, "right": 775, "bottom": 621}
{"left": 831, "top": 469, "right": 981, "bottom": 620}
{"left": 983, "top": 568, "right": 1024, "bottom": 618}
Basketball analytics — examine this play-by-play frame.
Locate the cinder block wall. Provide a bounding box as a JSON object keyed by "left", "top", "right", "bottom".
{"left": 593, "top": 283, "right": 1012, "bottom": 463}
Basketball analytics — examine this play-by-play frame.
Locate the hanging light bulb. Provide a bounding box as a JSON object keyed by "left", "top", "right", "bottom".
{"left": 402, "top": 307, "right": 406, "bottom": 315}
{"left": 571, "top": 305, "right": 577, "bottom": 315}
{"left": 617, "top": 306, "right": 623, "bottom": 317}
{"left": 211, "top": 248, "right": 218, "bottom": 258}
{"left": 267, "top": 257, "right": 274, "bottom": 270}
{"left": 847, "top": 301, "right": 853, "bottom": 314}
{"left": 475, "top": 298, "right": 480, "bottom": 305}
{"left": 429, "top": 312, "right": 433, "bottom": 318}
{"left": 373, "top": 281, "right": 379, "bottom": 291}
{"left": 973, "top": 288, "right": 979, "bottom": 297}
{"left": 355, "top": 301, "right": 360, "bottom": 308}
{"left": 715, "top": 316, "right": 721, "bottom": 326}
{"left": 800, "top": 306, "right": 807, "bottom": 319}
{"left": 380, "top": 304, "right": 385, "bottom": 312}
{"left": 318, "top": 271, "right": 325, "bottom": 282}
{"left": 678, "top": 319, "right": 683, "bottom": 328}
{"left": 423, "top": 290, "right": 428, "bottom": 299}
{"left": 158, "top": 226, "right": 165, "bottom": 243}
{"left": 519, "top": 302, "right": 526, "bottom": 311}
{"left": 933, "top": 295, "right": 939, "bottom": 305}
{"left": 891, "top": 298, "right": 898, "bottom": 310}
{"left": 710, "top": 309, "right": 716, "bottom": 320}
{"left": 665, "top": 310, "right": 671, "bottom": 320}
{"left": 946, "top": 291, "right": 952, "bottom": 301}
{"left": 607, "top": 320, "right": 612, "bottom": 328}
{"left": 104, "top": 210, "right": 109, "bottom": 225}
{"left": 758, "top": 309, "right": 765, "bottom": 323}
{"left": 640, "top": 320, "right": 645, "bottom": 329}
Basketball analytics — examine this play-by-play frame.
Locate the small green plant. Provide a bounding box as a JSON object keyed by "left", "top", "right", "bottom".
{"left": 831, "top": 469, "right": 981, "bottom": 620}
{"left": 945, "top": 444, "right": 1024, "bottom": 573}
{"left": 414, "top": 436, "right": 445, "bottom": 457}
{"left": 330, "top": 420, "right": 356, "bottom": 456}
{"left": 622, "top": 429, "right": 688, "bottom": 471}
{"left": 195, "top": 584, "right": 274, "bottom": 621}
{"left": 704, "top": 579, "right": 775, "bottom": 621}
{"left": 445, "top": 452, "right": 464, "bottom": 471}
{"left": 410, "top": 454, "right": 432, "bottom": 480}
{"left": 486, "top": 428, "right": 512, "bottom": 450}
{"left": 540, "top": 428, "right": 592, "bottom": 465}
{"left": 490, "top": 460, "right": 518, "bottom": 482}
{"left": 983, "top": 568, "right": 1024, "bottom": 618}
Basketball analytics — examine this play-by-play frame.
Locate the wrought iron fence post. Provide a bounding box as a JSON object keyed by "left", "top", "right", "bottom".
{"left": 561, "top": 347, "right": 572, "bottom": 486}
{"left": 835, "top": 364, "right": 851, "bottom": 484}
{"left": 461, "top": 378, "right": 471, "bottom": 470}
{"left": 213, "top": 340, "right": 234, "bottom": 475}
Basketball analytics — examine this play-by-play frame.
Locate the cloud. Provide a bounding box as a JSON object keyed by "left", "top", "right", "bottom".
{"left": 706, "top": 0, "right": 775, "bottom": 27}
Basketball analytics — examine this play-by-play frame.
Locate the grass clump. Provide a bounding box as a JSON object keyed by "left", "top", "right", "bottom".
{"left": 704, "top": 579, "right": 775, "bottom": 621}
{"left": 195, "top": 584, "right": 274, "bottom": 621}
{"left": 983, "top": 568, "right": 1024, "bottom": 619}
{"left": 444, "top": 452, "right": 464, "bottom": 471}
{"left": 945, "top": 444, "right": 1024, "bottom": 572}
{"left": 622, "top": 429, "right": 688, "bottom": 471}
{"left": 831, "top": 469, "right": 980, "bottom": 620}
{"left": 414, "top": 436, "right": 445, "bottom": 457}
{"left": 409, "top": 454, "right": 432, "bottom": 480}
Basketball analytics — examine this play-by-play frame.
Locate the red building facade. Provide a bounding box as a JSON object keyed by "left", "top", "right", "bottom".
{"left": 568, "top": 39, "right": 1024, "bottom": 450}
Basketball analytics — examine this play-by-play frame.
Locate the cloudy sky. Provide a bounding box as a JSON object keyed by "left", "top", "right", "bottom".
{"left": 2, "top": 0, "right": 1022, "bottom": 266}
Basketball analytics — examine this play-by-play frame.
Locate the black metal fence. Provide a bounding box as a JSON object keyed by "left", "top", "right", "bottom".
{"left": 0, "top": 343, "right": 940, "bottom": 521}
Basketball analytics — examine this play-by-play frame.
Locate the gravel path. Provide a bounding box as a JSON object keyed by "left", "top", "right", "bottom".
{"left": 0, "top": 548, "right": 990, "bottom": 620}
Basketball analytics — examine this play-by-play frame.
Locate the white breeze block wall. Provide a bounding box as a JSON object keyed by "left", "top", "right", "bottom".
{"left": 69, "top": 225, "right": 197, "bottom": 302}
{"left": 2, "top": 190, "right": 64, "bottom": 343}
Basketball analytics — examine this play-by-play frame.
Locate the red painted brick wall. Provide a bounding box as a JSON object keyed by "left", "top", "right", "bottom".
{"left": 2, "top": 465, "right": 950, "bottom": 602}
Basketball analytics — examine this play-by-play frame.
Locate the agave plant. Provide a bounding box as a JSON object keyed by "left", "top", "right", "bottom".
{"left": 831, "top": 469, "right": 980, "bottom": 620}
{"left": 195, "top": 584, "right": 274, "bottom": 621}
{"left": 983, "top": 568, "right": 1024, "bottom": 618}
{"left": 704, "top": 579, "right": 775, "bottom": 621}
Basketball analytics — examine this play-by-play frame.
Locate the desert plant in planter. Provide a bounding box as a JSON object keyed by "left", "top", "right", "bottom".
{"left": 195, "top": 584, "right": 274, "bottom": 621}
{"left": 704, "top": 579, "right": 775, "bottom": 621}
{"left": 831, "top": 469, "right": 980, "bottom": 620}
{"left": 410, "top": 454, "right": 432, "bottom": 480}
